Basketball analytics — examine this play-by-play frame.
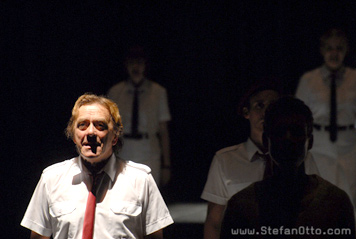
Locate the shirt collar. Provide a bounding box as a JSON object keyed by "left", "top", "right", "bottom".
{"left": 321, "top": 64, "right": 345, "bottom": 85}
{"left": 126, "top": 78, "right": 149, "bottom": 92}
{"left": 78, "top": 154, "right": 117, "bottom": 182}
{"left": 246, "top": 137, "right": 265, "bottom": 162}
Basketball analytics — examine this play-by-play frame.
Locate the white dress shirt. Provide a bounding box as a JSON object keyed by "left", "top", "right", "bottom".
{"left": 201, "top": 138, "right": 320, "bottom": 206}
{"left": 21, "top": 154, "right": 173, "bottom": 239}
{"left": 296, "top": 65, "right": 356, "bottom": 217}
{"left": 107, "top": 79, "right": 171, "bottom": 182}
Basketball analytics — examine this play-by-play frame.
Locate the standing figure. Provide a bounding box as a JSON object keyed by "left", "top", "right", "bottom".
{"left": 21, "top": 93, "right": 173, "bottom": 239}
{"left": 201, "top": 83, "right": 319, "bottom": 239}
{"left": 296, "top": 28, "right": 356, "bottom": 213}
{"left": 220, "top": 97, "right": 355, "bottom": 238}
{"left": 108, "top": 46, "right": 171, "bottom": 186}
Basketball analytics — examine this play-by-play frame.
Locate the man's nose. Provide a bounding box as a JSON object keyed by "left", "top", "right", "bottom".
{"left": 262, "top": 107, "right": 268, "bottom": 118}
{"left": 86, "top": 124, "right": 96, "bottom": 140}
{"left": 87, "top": 134, "right": 97, "bottom": 143}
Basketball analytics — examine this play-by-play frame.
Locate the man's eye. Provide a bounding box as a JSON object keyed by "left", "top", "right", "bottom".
{"left": 78, "top": 122, "right": 88, "bottom": 130}
{"left": 95, "top": 122, "right": 107, "bottom": 130}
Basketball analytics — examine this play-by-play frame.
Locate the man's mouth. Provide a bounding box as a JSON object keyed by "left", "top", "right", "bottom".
{"left": 83, "top": 143, "right": 100, "bottom": 153}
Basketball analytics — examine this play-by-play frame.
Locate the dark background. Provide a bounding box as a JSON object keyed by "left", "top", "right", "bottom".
{"left": 2, "top": 0, "right": 356, "bottom": 237}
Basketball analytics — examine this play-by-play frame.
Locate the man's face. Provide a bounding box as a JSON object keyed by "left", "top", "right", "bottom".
{"left": 267, "top": 115, "right": 310, "bottom": 169}
{"left": 73, "top": 103, "right": 117, "bottom": 164}
{"left": 321, "top": 36, "right": 347, "bottom": 71}
{"left": 126, "top": 58, "right": 146, "bottom": 83}
{"left": 244, "top": 90, "right": 279, "bottom": 135}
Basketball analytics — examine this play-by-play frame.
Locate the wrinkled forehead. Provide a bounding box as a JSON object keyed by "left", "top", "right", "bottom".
{"left": 74, "top": 103, "right": 111, "bottom": 120}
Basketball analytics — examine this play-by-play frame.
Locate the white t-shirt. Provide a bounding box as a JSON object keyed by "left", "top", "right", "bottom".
{"left": 21, "top": 154, "right": 173, "bottom": 239}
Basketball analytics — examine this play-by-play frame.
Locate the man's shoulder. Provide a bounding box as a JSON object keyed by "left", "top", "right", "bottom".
{"left": 301, "top": 66, "right": 322, "bottom": 79}
{"left": 214, "top": 143, "right": 248, "bottom": 162}
{"left": 345, "top": 66, "right": 356, "bottom": 77}
{"left": 216, "top": 143, "right": 245, "bottom": 156}
{"left": 108, "top": 81, "right": 125, "bottom": 90}
{"left": 40, "top": 158, "right": 79, "bottom": 183}
{"left": 124, "top": 160, "right": 152, "bottom": 175}
{"left": 314, "top": 175, "right": 348, "bottom": 195}
{"left": 147, "top": 80, "right": 167, "bottom": 93}
{"left": 43, "top": 157, "right": 77, "bottom": 174}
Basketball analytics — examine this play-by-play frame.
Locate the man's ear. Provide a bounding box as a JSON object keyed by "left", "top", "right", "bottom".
{"left": 262, "top": 132, "right": 269, "bottom": 149}
{"left": 112, "top": 135, "right": 118, "bottom": 146}
{"left": 307, "top": 134, "right": 313, "bottom": 150}
{"left": 242, "top": 107, "right": 250, "bottom": 119}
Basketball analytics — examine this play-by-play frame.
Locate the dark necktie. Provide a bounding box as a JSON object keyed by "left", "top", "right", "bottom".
{"left": 131, "top": 86, "right": 139, "bottom": 136}
{"left": 263, "top": 154, "right": 273, "bottom": 179}
{"left": 82, "top": 173, "right": 102, "bottom": 239}
{"left": 256, "top": 153, "right": 273, "bottom": 179}
{"left": 330, "top": 73, "right": 337, "bottom": 142}
{"left": 131, "top": 80, "right": 145, "bottom": 136}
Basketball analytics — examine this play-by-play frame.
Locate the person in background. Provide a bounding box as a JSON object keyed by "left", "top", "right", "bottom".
{"left": 107, "top": 45, "right": 172, "bottom": 186}
{"left": 220, "top": 97, "right": 355, "bottom": 238}
{"left": 21, "top": 93, "right": 173, "bottom": 239}
{"left": 296, "top": 28, "right": 356, "bottom": 215}
{"left": 201, "top": 82, "right": 320, "bottom": 239}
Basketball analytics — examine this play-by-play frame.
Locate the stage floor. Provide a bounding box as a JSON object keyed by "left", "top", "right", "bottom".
{"left": 165, "top": 202, "right": 207, "bottom": 239}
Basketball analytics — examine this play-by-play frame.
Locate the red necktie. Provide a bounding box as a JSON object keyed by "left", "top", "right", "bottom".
{"left": 82, "top": 174, "right": 99, "bottom": 239}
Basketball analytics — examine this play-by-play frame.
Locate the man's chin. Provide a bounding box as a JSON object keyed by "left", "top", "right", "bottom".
{"left": 326, "top": 62, "right": 342, "bottom": 71}
{"left": 80, "top": 152, "right": 104, "bottom": 164}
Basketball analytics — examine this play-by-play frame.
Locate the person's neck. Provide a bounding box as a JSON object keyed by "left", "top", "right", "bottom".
{"left": 82, "top": 157, "right": 110, "bottom": 175}
{"left": 130, "top": 77, "right": 145, "bottom": 87}
{"left": 249, "top": 132, "right": 266, "bottom": 153}
{"left": 272, "top": 164, "right": 307, "bottom": 189}
{"left": 325, "top": 64, "right": 344, "bottom": 74}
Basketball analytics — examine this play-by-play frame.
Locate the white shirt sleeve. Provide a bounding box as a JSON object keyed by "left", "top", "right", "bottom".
{"left": 21, "top": 172, "right": 53, "bottom": 237}
{"left": 158, "top": 88, "right": 171, "bottom": 122}
{"left": 142, "top": 174, "right": 174, "bottom": 235}
{"left": 201, "top": 154, "right": 229, "bottom": 205}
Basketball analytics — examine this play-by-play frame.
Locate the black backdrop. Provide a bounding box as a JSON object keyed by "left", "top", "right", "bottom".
{"left": 2, "top": 1, "right": 356, "bottom": 237}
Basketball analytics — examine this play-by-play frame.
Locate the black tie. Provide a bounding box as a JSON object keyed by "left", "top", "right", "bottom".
{"left": 330, "top": 73, "right": 337, "bottom": 142}
{"left": 131, "top": 79, "right": 145, "bottom": 136}
{"left": 256, "top": 152, "right": 273, "bottom": 179}
{"left": 263, "top": 154, "right": 274, "bottom": 179}
{"left": 131, "top": 85, "right": 139, "bottom": 136}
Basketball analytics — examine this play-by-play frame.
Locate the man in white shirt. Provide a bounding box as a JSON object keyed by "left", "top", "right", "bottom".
{"left": 201, "top": 83, "right": 319, "bottom": 239}
{"left": 107, "top": 46, "right": 171, "bottom": 186}
{"left": 21, "top": 93, "right": 173, "bottom": 239}
{"left": 296, "top": 28, "right": 356, "bottom": 216}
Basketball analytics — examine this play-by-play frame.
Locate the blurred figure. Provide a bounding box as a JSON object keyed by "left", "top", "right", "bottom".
{"left": 108, "top": 46, "right": 171, "bottom": 186}
{"left": 21, "top": 93, "right": 173, "bottom": 239}
{"left": 296, "top": 28, "right": 356, "bottom": 214}
{"left": 220, "top": 97, "right": 355, "bottom": 238}
{"left": 201, "top": 83, "right": 319, "bottom": 239}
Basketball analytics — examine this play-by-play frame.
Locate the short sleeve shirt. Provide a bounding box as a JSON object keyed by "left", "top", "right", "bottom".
{"left": 107, "top": 79, "right": 171, "bottom": 163}
{"left": 296, "top": 65, "right": 356, "bottom": 126}
{"left": 21, "top": 154, "right": 174, "bottom": 239}
{"left": 107, "top": 79, "right": 171, "bottom": 136}
{"left": 201, "top": 138, "right": 320, "bottom": 205}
